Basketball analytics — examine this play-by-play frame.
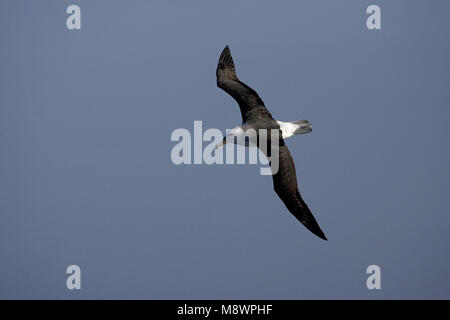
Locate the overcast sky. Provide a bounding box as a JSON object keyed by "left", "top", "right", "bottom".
{"left": 0, "top": 0, "right": 449, "bottom": 299}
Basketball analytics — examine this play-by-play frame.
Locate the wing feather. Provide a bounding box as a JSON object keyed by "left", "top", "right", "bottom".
{"left": 216, "top": 46, "right": 273, "bottom": 123}
{"left": 271, "top": 144, "right": 327, "bottom": 240}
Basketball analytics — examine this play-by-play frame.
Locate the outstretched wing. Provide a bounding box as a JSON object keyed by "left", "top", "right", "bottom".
{"left": 216, "top": 46, "right": 273, "bottom": 123}
{"left": 272, "top": 144, "right": 327, "bottom": 240}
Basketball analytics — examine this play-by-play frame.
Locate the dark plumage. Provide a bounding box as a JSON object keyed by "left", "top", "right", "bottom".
{"left": 216, "top": 46, "right": 327, "bottom": 240}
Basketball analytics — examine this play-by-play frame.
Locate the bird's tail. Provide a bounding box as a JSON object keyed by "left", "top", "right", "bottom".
{"left": 292, "top": 120, "right": 312, "bottom": 134}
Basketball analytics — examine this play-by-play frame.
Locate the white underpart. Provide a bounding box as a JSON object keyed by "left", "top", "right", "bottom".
{"left": 277, "top": 121, "right": 299, "bottom": 139}
{"left": 231, "top": 127, "right": 246, "bottom": 146}
{"left": 231, "top": 126, "right": 256, "bottom": 146}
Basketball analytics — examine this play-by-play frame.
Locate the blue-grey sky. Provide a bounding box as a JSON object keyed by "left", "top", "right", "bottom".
{"left": 0, "top": 0, "right": 449, "bottom": 299}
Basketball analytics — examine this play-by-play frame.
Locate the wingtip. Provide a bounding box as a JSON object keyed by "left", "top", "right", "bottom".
{"left": 312, "top": 228, "right": 328, "bottom": 241}
{"left": 217, "top": 45, "right": 236, "bottom": 78}
{"left": 221, "top": 45, "right": 231, "bottom": 55}
{"left": 301, "top": 216, "right": 328, "bottom": 241}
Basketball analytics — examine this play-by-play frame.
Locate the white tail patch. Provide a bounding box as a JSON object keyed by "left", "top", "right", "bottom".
{"left": 277, "top": 120, "right": 311, "bottom": 139}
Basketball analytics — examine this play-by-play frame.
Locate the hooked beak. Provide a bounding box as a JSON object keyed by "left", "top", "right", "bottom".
{"left": 215, "top": 136, "right": 227, "bottom": 150}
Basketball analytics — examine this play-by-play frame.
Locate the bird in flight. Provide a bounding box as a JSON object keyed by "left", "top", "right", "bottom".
{"left": 215, "top": 46, "right": 327, "bottom": 240}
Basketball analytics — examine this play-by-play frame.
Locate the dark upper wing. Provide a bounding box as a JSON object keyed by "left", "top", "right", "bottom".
{"left": 216, "top": 46, "right": 273, "bottom": 123}
{"left": 272, "top": 143, "right": 327, "bottom": 240}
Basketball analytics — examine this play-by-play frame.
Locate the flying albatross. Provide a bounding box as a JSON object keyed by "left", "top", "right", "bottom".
{"left": 215, "top": 46, "right": 327, "bottom": 240}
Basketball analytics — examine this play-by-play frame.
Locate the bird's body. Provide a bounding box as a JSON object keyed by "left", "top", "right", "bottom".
{"left": 216, "top": 46, "right": 327, "bottom": 240}
{"left": 226, "top": 120, "right": 311, "bottom": 146}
